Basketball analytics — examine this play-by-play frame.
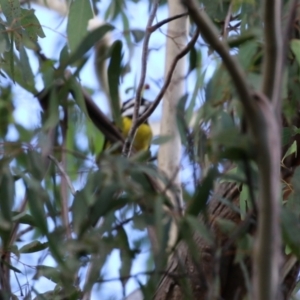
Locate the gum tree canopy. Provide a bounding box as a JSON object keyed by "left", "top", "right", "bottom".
{"left": 0, "top": 0, "right": 300, "bottom": 300}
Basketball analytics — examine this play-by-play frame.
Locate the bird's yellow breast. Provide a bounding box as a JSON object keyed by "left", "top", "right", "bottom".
{"left": 122, "top": 117, "right": 152, "bottom": 151}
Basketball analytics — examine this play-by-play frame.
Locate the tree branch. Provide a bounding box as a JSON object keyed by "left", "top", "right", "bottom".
{"left": 149, "top": 12, "right": 188, "bottom": 32}
{"left": 261, "top": 0, "right": 283, "bottom": 113}
{"left": 137, "top": 29, "right": 199, "bottom": 126}
{"left": 122, "top": 0, "right": 160, "bottom": 156}
{"left": 183, "top": 1, "right": 283, "bottom": 300}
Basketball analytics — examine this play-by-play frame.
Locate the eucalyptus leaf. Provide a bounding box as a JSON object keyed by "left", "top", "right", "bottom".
{"left": 108, "top": 40, "right": 123, "bottom": 128}
{"left": 65, "top": 24, "right": 114, "bottom": 68}
{"left": 20, "top": 241, "right": 49, "bottom": 253}
{"left": 67, "top": 0, "right": 93, "bottom": 52}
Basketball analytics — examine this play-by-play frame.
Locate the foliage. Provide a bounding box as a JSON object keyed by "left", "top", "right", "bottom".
{"left": 0, "top": 0, "right": 299, "bottom": 300}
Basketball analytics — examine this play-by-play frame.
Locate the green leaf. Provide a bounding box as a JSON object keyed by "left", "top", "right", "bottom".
{"left": 0, "top": 166, "right": 14, "bottom": 224}
{"left": 291, "top": 166, "right": 300, "bottom": 194}
{"left": 239, "top": 184, "right": 250, "bottom": 220}
{"left": 0, "top": 0, "right": 21, "bottom": 27}
{"left": 0, "top": 166, "right": 14, "bottom": 245}
{"left": 282, "top": 127, "right": 294, "bottom": 146}
{"left": 227, "top": 31, "right": 257, "bottom": 49}
{"left": 282, "top": 140, "right": 297, "bottom": 162}
{"left": 176, "top": 94, "right": 189, "bottom": 146}
{"left": 185, "top": 215, "right": 214, "bottom": 246}
{"left": 67, "top": 0, "right": 93, "bottom": 52}
{"left": 90, "top": 186, "right": 127, "bottom": 226}
{"left": 86, "top": 119, "right": 105, "bottom": 155}
{"left": 215, "top": 218, "right": 237, "bottom": 235}
{"left": 220, "top": 166, "right": 247, "bottom": 184}
{"left": 118, "top": 227, "right": 132, "bottom": 289}
{"left": 238, "top": 40, "right": 259, "bottom": 71}
{"left": 20, "top": 241, "right": 48, "bottom": 253}
{"left": 20, "top": 8, "right": 45, "bottom": 44}
{"left": 281, "top": 207, "right": 300, "bottom": 258}
{"left": 108, "top": 40, "right": 123, "bottom": 128}
{"left": 186, "top": 167, "right": 219, "bottom": 216}
{"left": 188, "top": 45, "right": 199, "bottom": 74}
{"left": 12, "top": 211, "right": 36, "bottom": 226}
{"left": 0, "top": 85, "right": 13, "bottom": 137}
{"left": 1, "top": 50, "right": 37, "bottom": 93}
{"left": 27, "top": 151, "right": 46, "bottom": 181}
{"left": 120, "top": 10, "right": 131, "bottom": 49}
{"left": 59, "top": 44, "right": 70, "bottom": 67}
{"left": 72, "top": 189, "right": 90, "bottom": 236}
{"left": 291, "top": 39, "right": 300, "bottom": 66}
{"left": 25, "top": 178, "right": 48, "bottom": 235}
{"left": 41, "top": 88, "right": 60, "bottom": 129}
{"left": 0, "top": 23, "right": 10, "bottom": 54}
{"left": 201, "top": 0, "right": 231, "bottom": 22}
{"left": 34, "top": 265, "right": 61, "bottom": 284}
{"left": 235, "top": 233, "right": 253, "bottom": 263}
{"left": 65, "top": 23, "right": 114, "bottom": 68}
{"left": 9, "top": 32, "right": 14, "bottom": 81}
{"left": 131, "top": 29, "right": 144, "bottom": 43}
{"left": 68, "top": 76, "right": 88, "bottom": 116}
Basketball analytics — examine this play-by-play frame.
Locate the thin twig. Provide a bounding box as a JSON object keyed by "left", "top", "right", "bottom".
{"left": 137, "top": 29, "right": 200, "bottom": 127}
{"left": 149, "top": 12, "right": 188, "bottom": 32}
{"left": 122, "top": 0, "right": 160, "bottom": 156}
{"left": 222, "top": 2, "right": 232, "bottom": 39}
{"left": 15, "top": 226, "right": 34, "bottom": 241}
{"left": 48, "top": 155, "right": 76, "bottom": 196}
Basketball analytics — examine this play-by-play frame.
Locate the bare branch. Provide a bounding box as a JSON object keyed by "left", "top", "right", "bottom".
{"left": 137, "top": 29, "right": 199, "bottom": 126}
{"left": 252, "top": 93, "right": 281, "bottom": 300}
{"left": 149, "top": 12, "right": 188, "bottom": 32}
{"left": 122, "top": 0, "right": 161, "bottom": 156}
{"left": 222, "top": 3, "right": 232, "bottom": 39}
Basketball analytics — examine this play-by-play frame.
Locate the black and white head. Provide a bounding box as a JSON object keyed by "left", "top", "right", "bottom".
{"left": 121, "top": 98, "right": 152, "bottom": 118}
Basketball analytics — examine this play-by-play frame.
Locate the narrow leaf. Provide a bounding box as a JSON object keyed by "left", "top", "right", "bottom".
{"left": 108, "top": 40, "right": 123, "bottom": 128}
{"left": 291, "top": 39, "right": 300, "bottom": 66}
{"left": 66, "top": 24, "right": 114, "bottom": 68}
{"left": 186, "top": 167, "right": 219, "bottom": 216}
{"left": 20, "top": 241, "right": 48, "bottom": 253}
{"left": 25, "top": 178, "right": 48, "bottom": 235}
{"left": 67, "top": 0, "right": 93, "bottom": 52}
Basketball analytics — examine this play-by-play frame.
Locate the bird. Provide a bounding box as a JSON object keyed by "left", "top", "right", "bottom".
{"left": 119, "top": 97, "right": 153, "bottom": 152}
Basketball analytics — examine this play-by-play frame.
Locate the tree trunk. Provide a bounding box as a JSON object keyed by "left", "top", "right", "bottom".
{"left": 154, "top": 114, "right": 300, "bottom": 300}
{"left": 154, "top": 184, "right": 299, "bottom": 300}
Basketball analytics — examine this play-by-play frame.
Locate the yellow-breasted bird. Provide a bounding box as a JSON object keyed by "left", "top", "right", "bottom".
{"left": 119, "top": 97, "right": 153, "bottom": 152}
{"left": 36, "top": 85, "right": 153, "bottom": 154}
